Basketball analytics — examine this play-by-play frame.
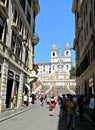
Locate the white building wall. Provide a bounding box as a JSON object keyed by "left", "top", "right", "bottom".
{"left": 38, "top": 44, "right": 72, "bottom": 76}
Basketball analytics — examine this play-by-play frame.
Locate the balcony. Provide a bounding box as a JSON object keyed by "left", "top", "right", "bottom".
{"left": 32, "top": 33, "right": 39, "bottom": 45}
{"left": 11, "top": 22, "right": 19, "bottom": 34}
{"left": 29, "top": 70, "right": 38, "bottom": 83}
{"left": 33, "top": 0, "right": 40, "bottom": 16}
{"left": 0, "top": 1, "right": 9, "bottom": 19}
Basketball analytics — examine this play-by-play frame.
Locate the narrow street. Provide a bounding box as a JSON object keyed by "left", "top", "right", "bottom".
{"left": 0, "top": 102, "right": 95, "bottom": 130}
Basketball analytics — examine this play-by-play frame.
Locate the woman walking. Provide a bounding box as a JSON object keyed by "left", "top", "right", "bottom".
{"left": 49, "top": 97, "right": 56, "bottom": 116}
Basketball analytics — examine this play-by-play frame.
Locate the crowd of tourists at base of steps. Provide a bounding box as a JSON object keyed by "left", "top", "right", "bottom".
{"left": 37, "top": 92, "right": 95, "bottom": 130}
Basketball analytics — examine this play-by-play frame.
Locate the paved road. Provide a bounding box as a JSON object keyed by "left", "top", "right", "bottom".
{"left": 0, "top": 103, "right": 95, "bottom": 130}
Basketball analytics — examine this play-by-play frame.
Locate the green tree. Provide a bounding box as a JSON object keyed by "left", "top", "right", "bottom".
{"left": 69, "top": 66, "right": 76, "bottom": 79}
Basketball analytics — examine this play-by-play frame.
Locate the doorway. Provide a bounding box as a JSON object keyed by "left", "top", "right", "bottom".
{"left": 6, "top": 78, "right": 13, "bottom": 108}
{"left": 14, "top": 80, "right": 19, "bottom": 106}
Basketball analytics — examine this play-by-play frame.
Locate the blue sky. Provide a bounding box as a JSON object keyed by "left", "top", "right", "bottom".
{"left": 34, "top": 0, "right": 75, "bottom": 66}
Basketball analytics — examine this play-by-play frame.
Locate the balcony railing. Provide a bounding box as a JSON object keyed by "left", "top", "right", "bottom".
{"left": 0, "top": 1, "right": 9, "bottom": 19}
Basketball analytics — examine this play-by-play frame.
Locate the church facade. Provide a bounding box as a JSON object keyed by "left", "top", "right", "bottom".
{"left": 37, "top": 44, "right": 76, "bottom": 94}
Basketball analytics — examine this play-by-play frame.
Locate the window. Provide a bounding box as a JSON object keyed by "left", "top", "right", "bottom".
{"left": 13, "top": 10, "right": 17, "bottom": 23}
{"left": 1, "top": 0, "right": 5, "bottom": 4}
{"left": 66, "top": 51, "right": 68, "bottom": 56}
{"left": 6, "top": 0, "right": 9, "bottom": 8}
{"left": 19, "top": 20, "right": 22, "bottom": 32}
{"left": 89, "top": 12, "right": 92, "bottom": 27}
{"left": 53, "top": 52, "right": 55, "bottom": 56}
{"left": 28, "top": 0, "right": 31, "bottom": 7}
{"left": 11, "top": 31, "right": 16, "bottom": 52}
{"left": 86, "top": 22, "right": 88, "bottom": 36}
{"left": 27, "top": 11, "right": 31, "bottom": 25}
{"left": 0, "top": 16, "right": 4, "bottom": 40}
{"left": 19, "top": 0, "right": 25, "bottom": 12}
{"left": 53, "top": 65, "right": 54, "bottom": 70}
{"left": 0, "top": 65, "right": 1, "bottom": 78}
{"left": 25, "top": 49, "right": 29, "bottom": 66}
{"left": 15, "top": 39, "right": 22, "bottom": 58}
{"left": 66, "top": 65, "right": 68, "bottom": 69}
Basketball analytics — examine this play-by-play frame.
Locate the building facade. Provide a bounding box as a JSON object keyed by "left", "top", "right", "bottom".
{"left": 37, "top": 44, "right": 76, "bottom": 94}
{"left": 0, "top": 0, "right": 40, "bottom": 112}
{"left": 72, "top": 0, "right": 95, "bottom": 96}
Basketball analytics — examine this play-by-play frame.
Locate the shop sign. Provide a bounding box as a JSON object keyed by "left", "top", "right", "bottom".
{"left": 15, "top": 74, "right": 20, "bottom": 81}
{"left": 89, "top": 77, "right": 93, "bottom": 87}
{"left": 8, "top": 70, "right": 14, "bottom": 78}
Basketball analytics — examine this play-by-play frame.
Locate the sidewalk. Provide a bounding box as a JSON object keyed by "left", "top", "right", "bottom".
{"left": 0, "top": 104, "right": 95, "bottom": 127}
{"left": 83, "top": 108, "right": 95, "bottom": 126}
{"left": 0, "top": 104, "right": 38, "bottom": 122}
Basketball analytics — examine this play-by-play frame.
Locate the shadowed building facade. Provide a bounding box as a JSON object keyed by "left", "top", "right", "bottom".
{"left": 72, "top": 0, "right": 95, "bottom": 96}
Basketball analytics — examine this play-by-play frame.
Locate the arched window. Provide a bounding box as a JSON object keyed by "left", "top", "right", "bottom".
{"left": 66, "top": 51, "right": 68, "bottom": 56}
{"left": 53, "top": 52, "right": 55, "bottom": 56}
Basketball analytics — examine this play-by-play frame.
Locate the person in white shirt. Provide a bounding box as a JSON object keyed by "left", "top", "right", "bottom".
{"left": 89, "top": 94, "right": 95, "bottom": 109}
{"left": 89, "top": 94, "right": 95, "bottom": 121}
{"left": 29, "top": 96, "right": 32, "bottom": 106}
{"left": 24, "top": 94, "right": 28, "bottom": 106}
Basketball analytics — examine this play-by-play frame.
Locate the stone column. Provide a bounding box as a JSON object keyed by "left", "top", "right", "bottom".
{"left": 17, "top": 72, "right": 24, "bottom": 108}
{"left": 0, "top": 59, "right": 8, "bottom": 112}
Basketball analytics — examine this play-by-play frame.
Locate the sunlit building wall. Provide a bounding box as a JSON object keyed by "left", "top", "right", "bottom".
{"left": 0, "top": 0, "right": 40, "bottom": 112}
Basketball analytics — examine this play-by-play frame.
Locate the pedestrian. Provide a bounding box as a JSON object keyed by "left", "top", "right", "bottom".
{"left": 89, "top": 94, "right": 95, "bottom": 121}
{"left": 66, "top": 95, "right": 75, "bottom": 130}
{"left": 11, "top": 93, "right": 17, "bottom": 111}
{"left": 46, "top": 95, "right": 50, "bottom": 107}
{"left": 49, "top": 97, "right": 56, "bottom": 116}
{"left": 29, "top": 96, "right": 32, "bottom": 106}
{"left": 58, "top": 95, "right": 64, "bottom": 117}
{"left": 31, "top": 94, "right": 35, "bottom": 104}
{"left": 77, "top": 95, "right": 84, "bottom": 121}
{"left": 24, "top": 94, "right": 28, "bottom": 107}
{"left": 39, "top": 95, "right": 44, "bottom": 108}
